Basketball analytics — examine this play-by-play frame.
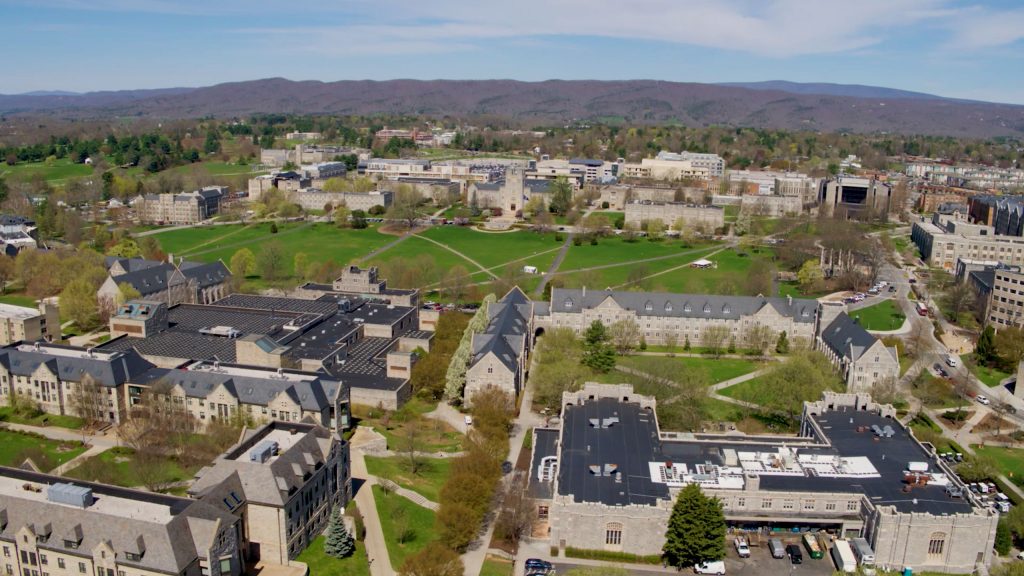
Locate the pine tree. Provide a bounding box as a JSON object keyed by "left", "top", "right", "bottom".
{"left": 663, "top": 484, "right": 726, "bottom": 569}
{"left": 582, "top": 320, "right": 615, "bottom": 373}
{"left": 976, "top": 325, "right": 996, "bottom": 365}
{"left": 775, "top": 331, "right": 789, "bottom": 354}
{"left": 324, "top": 506, "right": 355, "bottom": 558}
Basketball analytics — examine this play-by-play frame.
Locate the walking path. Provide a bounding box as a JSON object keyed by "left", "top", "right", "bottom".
{"left": 611, "top": 365, "right": 767, "bottom": 410}
{"left": 414, "top": 234, "right": 499, "bottom": 280}
{"left": 348, "top": 428, "right": 396, "bottom": 576}
{"left": 534, "top": 233, "right": 572, "bottom": 297}
{"left": 376, "top": 477, "right": 439, "bottom": 511}
{"left": 49, "top": 444, "right": 107, "bottom": 475}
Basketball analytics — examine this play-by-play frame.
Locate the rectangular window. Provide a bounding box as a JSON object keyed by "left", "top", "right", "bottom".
{"left": 605, "top": 529, "right": 622, "bottom": 545}
{"left": 38, "top": 556, "right": 45, "bottom": 566}
{"left": 847, "top": 501, "right": 858, "bottom": 511}
{"left": 219, "top": 559, "right": 231, "bottom": 573}
{"left": 736, "top": 497, "right": 745, "bottom": 508}
{"left": 537, "top": 505, "right": 549, "bottom": 520}
{"left": 928, "top": 538, "right": 945, "bottom": 555}
{"left": 761, "top": 499, "right": 772, "bottom": 509}
{"left": 782, "top": 500, "right": 794, "bottom": 510}
{"left": 78, "top": 563, "right": 86, "bottom": 574}
{"left": 803, "top": 500, "right": 815, "bottom": 510}
{"left": 56, "top": 561, "right": 64, "bottom": 570}
{"left": 825, "top": 502, "right": 836, "bottom": 511}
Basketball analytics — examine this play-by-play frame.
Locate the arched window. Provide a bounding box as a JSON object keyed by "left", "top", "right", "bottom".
{"left": 928, "top": 532, "right": 946, "bottom": 556}
{"left": 605, "top": 522, "right": 623, "bottom": 546}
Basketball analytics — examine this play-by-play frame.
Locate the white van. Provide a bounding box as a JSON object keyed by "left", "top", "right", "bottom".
{"left": 694, "top": 560, "right": 725, "bottom": 575}
{"left": 945, "top": 354, "right": 959, "bottom": 367}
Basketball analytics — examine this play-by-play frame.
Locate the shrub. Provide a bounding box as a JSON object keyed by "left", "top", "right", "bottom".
{"left": 554, "top": 233, "right": 564, "bottom": 242}
{"left": 573, "top": 237, "right": 582, "bottom": 246}
{"left": 270, "top": 222, "right": 278, "bottom": 234}
{"left": 565, "top": 548, "right": 662, "bottom": 565}
{"left": 601, "top": 201, "right": 610, "bottom": 209}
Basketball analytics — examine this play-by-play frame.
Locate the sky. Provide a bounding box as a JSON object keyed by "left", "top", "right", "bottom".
{"left": 2, "top": 0, "right": 1023, "bottom": 104}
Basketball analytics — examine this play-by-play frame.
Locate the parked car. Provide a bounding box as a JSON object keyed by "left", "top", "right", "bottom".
{"left": 786, "top": 544, "right": 803, "bottom": 564}
{"left": 501, "top": 461, "right": 513, "bottom": 474}
{"left": 464, "top": 415, "right": 474, "bottom": 426}
{"left": 769, "top": 538, "right": 786, "bottom": 559}
{"left": 734, "top": 537, "right": 751, "bottom": 558}
{"left": 694, "top": 560, "right": 725, "bottom": 575}
{"left": 525, "top": 559, "right": 552, "bottom": 572}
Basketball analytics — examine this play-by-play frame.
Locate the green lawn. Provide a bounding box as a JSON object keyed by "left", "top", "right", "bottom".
{"left": 561, "top": 237, "right": 708, "bottom": 271}
{"left": 63, "top": 447, "right": 199, "bottom": 489}
{"left": 417, "top": 227, "right": 561, "bottom": 271}
{"left": 849, "top": 299, "right": 906, "bottom": 331}
{"left": 723, "top": 205, "right": 740, "bottom": 222}
{"left": 0, "top": 429, "right": 86, "bottom": 471}
{"left": 372, "top": 485, "right": 437, "bottom": 569}
{"left": 0, "top": 158, "right": 95, "bottom": 183}
{"left": 0, "top": 407, "right": 84, "bottom": 429}
{"left": 719, "top": 375, "right": 843, "bottom": 406}
{"left": 296, "top": 535, "right": 370, "bottom": 576}
{"left": 480, "top": 558, "right": 515, "bottom": 576}
{"left": 364, "top": 456, "right": 451, "bottom": 503}
{"left": 593, "top": 211, "right": 624, "bottom": 223}
{"left": 352, "top": 401, "right": 463, "bottom": 453}
{"left": 153, "top": 222, "right": 398, "bottom": 274}
{"left": 964, "top": 355, "right": 1013, "bottom": 387}
{"left": 973, "top": 446, "right": 1024, "bottom": 482}
{"left": 556, "top": 245, "right": 723, "bottom": 291}
{"left": 703, "top": 398, "right": 750, "bottom": 422}
{"left": 0, "top": 293, "right": 38, "bottom": 308}
{"left": 618, "top": 356, "right": 761, "bottom": 384}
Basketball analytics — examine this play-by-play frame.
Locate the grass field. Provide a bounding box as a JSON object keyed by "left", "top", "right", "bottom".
{"left": 0, "top": 407, "right": 83, "bottom": 429}
{"left": 480, "top": 557, "right": 515, "bottom": 576}
{"left": 63, "top": 447, "right": 199, "bottom": 489}
{"left": 296, "top": 535, "right": 370, "bottom": 576}
{"left": 0, "top": 293, "right": 38, "bottom": 307}
{"left": 561, "top": 237, "right": 706, "bottom": 271}
{"left": 417, "top": 227, "right": 561, "bottom": 271}
{"left": 0, "top": 429, "right": 86, "bottom": 471}
{"left": 364, "top": 456, "right": 451, "bottom": 503}
{"left": 849, "top": 299, "right": 906, "bottom": 331}
{"left": 973, "top": 446, "right": 1024, "bottom": 481}
{"left": 153, "top": 222, "right": 398, "bottom": 271}
{"left": 353, "top": 400, "right": 463, "bottom": 453}
{"left": 373, "top": 485, "right": 437, "bottom": 569}
{"left": 703, "top": 398, "right": 749, "bottom": 422}
{"left": 0, "top": 158, "right": 95, "bottom": 183}
{"left": 719, "top": 375, "right": 843, "bottom": 405}
{"left": 964, "top": 355, "right": 1013, "bottom": 387}
{"left": 618, "top": 356, "right": 761, "bottom": 384}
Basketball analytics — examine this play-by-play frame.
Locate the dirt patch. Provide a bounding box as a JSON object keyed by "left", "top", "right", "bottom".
{"left": 940, "top": 409, "right": 974, "bottom": 429}
{"left": 972, "top": 413, "right": 1017, "bottom": 435}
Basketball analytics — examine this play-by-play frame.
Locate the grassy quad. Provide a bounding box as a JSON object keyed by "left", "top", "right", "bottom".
{"left": 0, "top": 406, "right": 84, "bottom": 429}
{"left": 372, "top": 484, "right": 437, "bottom": 568}
{"left": 849, "top": 299, "right": 906, "bottom": 331}
{"left": 62, "top": 447, "right": 200, "bottom": 490}
{"left": 363, "top": 456, "right": 451, "bottom": 503}
{"left": 480, "top": 557, "right": 515, "bottom": 576}
{"left": 0, "top": 429, "right": 86, "bottom": 470}
{"left": 295, "top": 535, "right": 370, "bottom": 576}
{"left": 617, "top": 356, "right": 762, "bottom": 384}
{"left": 972, "top": 446, "right": 1024, "bottom": 483}
{"left": 352, "top": 400, "right": 463, "bottom": 454}
{"left": 416, "top": 226, "right": 562, "bottom": 271}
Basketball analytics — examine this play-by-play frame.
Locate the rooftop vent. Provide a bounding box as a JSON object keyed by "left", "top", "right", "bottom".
{"left": 47, "top": 483, "right": 93, "bottom": 508}
{"left": 249, "top": 440, "right": 280, "bottom": 463}
{"left": 199, "top": 326, "right": 241, "bottom": 338}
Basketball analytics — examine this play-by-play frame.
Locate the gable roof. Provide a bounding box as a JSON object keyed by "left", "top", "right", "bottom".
{"left": 0, "top": 345, "right": 156, "bottom": 387}
{"left": 820, "top": 312, "right": 881, "bottom": 362}
{"left": 550, "top": 288, "right": 817, "bottom": 323}
{"left": 179, "top": 260, "right": 230, "bottom": 289}
{"left": 110, "top": 262, "right": 178, "bottom": 296}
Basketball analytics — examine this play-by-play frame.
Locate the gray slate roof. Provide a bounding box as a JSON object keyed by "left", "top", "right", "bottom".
{"left": 179, "top": 260, "right": 230, "bottom": 289}
{"left": 131, "top": 367, "right": 338, "bottom": 412}
{"left": 820, "top": 312, "right": 884, "bottom": 362}
{"left": 470, "top": 289, "right": 532, "bottom": 372}
{"left": 0, "top": 345, "right": 155, "bottom": 387}
{"left": 550, "top": 288, "right": 817, "bottom": 322}
{"left": 0, "top": 466, "right": 237, "bottom": 574}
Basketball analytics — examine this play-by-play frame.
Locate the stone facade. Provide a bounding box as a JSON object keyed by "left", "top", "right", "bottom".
{"left": 739, "top": 194, "right": 804, "bottom": 217}
{"left": 911, "top": 215, "right": 1024, "bottom": 271}
{"left": 623, "top": 201, "right": 725, "bottom": 229}
{"left": 289, "top": 189, "right": 392, "bottom": 212}
{"left": 816, "top": 312, "right": 900, "bottom": 393}
{"left": 464, "top": 288, "right": 533, "bottom": 406}
{"left": 134, "top": 186, "right": 225, "bottom": 225}
{"left": 0, "top": 301, "right": 60, "bottom": 345}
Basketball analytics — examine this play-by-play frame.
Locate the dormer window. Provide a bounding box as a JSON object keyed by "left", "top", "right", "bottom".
{"left": 644, "top": 301, "right": 653, "bottom": 311}
{"left": 722, "top": 304, "right": 731, "bottom": 314}
{"left": 683, "top": 303, "right": 691, "bottom": 312}
{"left": 665, "top": 302, "right": 673, "bottom": 312}
{"left": 564, "top": 298, "right": 573, "bottom": 309}
{"left": 703, "top": 304, "right": 711, "bottom": 314}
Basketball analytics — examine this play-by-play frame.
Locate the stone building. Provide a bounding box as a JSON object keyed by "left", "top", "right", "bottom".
{"left": 134, "top": 186, "right": 226, "bottom": 225}
{"left": 464, "top": 288, "right": 533, "bottom": 406}
{"left": 739, "top": 194, "right": 803, "bottom": 217}
{"left": 469, "top": 166, "right": 551, "bottom": 216}
{"left": 982, "top": 265, "right": 1024, "bottom": 329}
{"left": 530, "top": 385, "right": 997, "bottom": 574}
{"left": 189, "top": 421, "right": 350, "bottom": 565}
{"left": 911, "top": 214, "right": 1024, "bottom": 271}
{"left": 289, "top": 189, "right": 392, "bottom": 213}
{"left": 97, "top": 257, "right": 232, "bottom": 309}
{"left": 0, "top": 466, "right": 244, "bottom": 576}
{"left": 623, "top": 201, "right": 725, "bottom": 229}
{"left": 0, "top": 301, "right": 60, "bottom": 345}
{"left": 536, "top": 289, "right": 818, "bottom": 347}
{"left": 816, "top": 311, "right": 900, "bottom": 392}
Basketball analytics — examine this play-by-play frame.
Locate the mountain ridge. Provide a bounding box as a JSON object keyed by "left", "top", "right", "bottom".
{"left": 2, "top": 78, "right": 1022, "bottom": 138}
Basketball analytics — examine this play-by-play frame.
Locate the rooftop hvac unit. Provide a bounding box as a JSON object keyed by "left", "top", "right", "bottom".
{"left": 249, "top": 440, "right": 280, "bottom": 463}
{"left": 199, "top": 326, "right": 241, "bottom": 338}
{"left": 338, "top": 299, "right": 351, "bottom": 312}
{"left": 47, "top": 483, "right": 93, "bottom": 508}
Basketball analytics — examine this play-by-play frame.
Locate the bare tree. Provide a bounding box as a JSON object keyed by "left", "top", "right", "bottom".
{"left": 494, "top": 473, "right": 536, "bottom": 547}
{"left": 607, "top": 319, "right": 641, "bottom": 354}
{"left": 742, "top": 324, "right": 774, "bottom": 357}
{"left": 399, "top": 418, "right": 426, "bottom": 475}
{"left": 700, "top": 326, "right": 731, "bottom": 358}
{"left": 70, "top": 374, "right": 107, "bottom": 430}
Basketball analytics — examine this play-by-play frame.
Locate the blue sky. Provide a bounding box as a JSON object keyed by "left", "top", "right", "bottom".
{"left": 2, "top": 0, "right": 1023, "bottom": 104}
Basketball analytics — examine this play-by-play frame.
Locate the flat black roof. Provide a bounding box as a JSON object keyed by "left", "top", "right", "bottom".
{"left": 529, "top": 428, "right": 559, "bottom": 499}
{"left": 557, "top": 398, "right": 669, "bottom": 506}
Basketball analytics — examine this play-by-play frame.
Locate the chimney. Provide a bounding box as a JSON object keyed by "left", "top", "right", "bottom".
{"left": 168, "top": 252, "right": 174, "bottom": 264}
{"left": 787, "top": 294, "right": 792, "bottom": 306}
{"left": 582, "top": 286, "right": 586, "bottom": 299}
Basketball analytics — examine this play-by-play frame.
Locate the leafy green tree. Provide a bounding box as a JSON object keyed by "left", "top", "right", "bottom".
{"left": 333, "top": 203, "right": 351, "bottom": 228}
{"left": 663, "top": 484, "right": 725, "bottom": 569}
{"left": 548, "top": 177, "right": 573, "bottom": 216}
{"left": 775, "top": 331, "right": 789, "bottom": 354}
{"left": 324, "top": 506, "right": 355, "bottom": 558}
{"left": 107, "top": 237, "right": 141, "bottom": 258}
{"left": 293, "top": 252, "right": 309, "bottom": 279}
{"left": 995, "top": 520, "right": 1012, "bottom": 556}
{"left": 229, "top": 248, "right": 256, "bottom": 278}
{"left": 60, "top": 278, "right": 100, "bottom": 330}
{"left": 976, "top": 325, "right": 997, "bottom": 366}
{"left": 256, "top": 241, "right": 286, "bottom": 281}
{"left": 797, "top": 259, "right": 823, "bottom": 293}
{"left": 398, "top": 542, "right": 463, "bottom": 576}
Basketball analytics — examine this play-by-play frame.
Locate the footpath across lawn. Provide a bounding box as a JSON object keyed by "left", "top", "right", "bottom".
{"left": 618, "top": 355, "right": 761, "bottom": 384}
{"left": 364, "top": 455, "right": 451, "bottom": 503}
{"left": 973, "top": 445, "right": 1024, "bottom": 482}
{"left": 849, "top": 299, "right": 906, "bottom": 331}
{"left": 372, "top": 484, "right": 437, "bottom": 569}
{"left": 0, "top": 429, "right": 86, "bottom": 471}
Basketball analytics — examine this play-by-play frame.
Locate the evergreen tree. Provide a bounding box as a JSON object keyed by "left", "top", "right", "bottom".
{"left": 775, "top": 331, "right": 789, "bottom": 354}
{"left": 583, "top": 320, "right": 608, "bottom": 347}
{"left": 582, "top": 320, "right": 615, "bottom": 373}
{"left": 683, "top": 337, "right": 691, "bottom": 351}
{"left": 976, "top": 325, "right": 996, "bottom": 365}
{"left": 663, "top": 484, "right": 726, "bottom": 569}
{"left": 324, "top": 506, "right": 355, "bottom": 558}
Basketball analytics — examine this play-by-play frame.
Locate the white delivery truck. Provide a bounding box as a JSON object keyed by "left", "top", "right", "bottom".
{"left": 850, "top": 537, "right": 875, "bottom": 566}
{"left": 831, "top": 539, "right": 857, "bottom": 573}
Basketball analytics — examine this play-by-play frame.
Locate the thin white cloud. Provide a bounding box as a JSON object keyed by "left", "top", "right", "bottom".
{"left": 946, "top": 6, "right": 1024, "bottom": 49}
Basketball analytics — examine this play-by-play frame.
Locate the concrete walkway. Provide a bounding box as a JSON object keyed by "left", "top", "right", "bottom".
{"left": 348, "top": 428, "right": 396, "bottom": 576}
{"left": 415, "top": 234, "right": 499, "bottom": 280}
{"left": 50, "top": 443, "right": 108, "bottom": 475}
{"left": 0, "top": 421, "right": 119, "bottom": 447}
{"left": 376, "top": 477, "right": 439, "bottom": 511}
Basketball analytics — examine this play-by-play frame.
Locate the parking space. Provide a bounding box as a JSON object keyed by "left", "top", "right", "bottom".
{"left": 550, "top": 546, "right": 838, "bottom": 576}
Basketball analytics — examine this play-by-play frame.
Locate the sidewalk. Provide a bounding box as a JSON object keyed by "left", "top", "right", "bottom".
{"left": 349, "top": 428, "right": 396, "bottom": 576}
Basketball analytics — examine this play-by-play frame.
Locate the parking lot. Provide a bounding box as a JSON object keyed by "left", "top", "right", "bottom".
{"left": 551, "top": 545, "right": 839, "bottom": 576}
